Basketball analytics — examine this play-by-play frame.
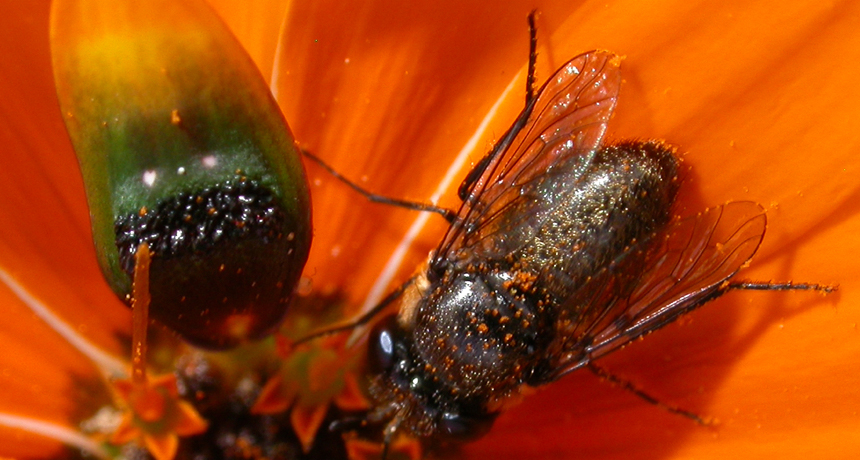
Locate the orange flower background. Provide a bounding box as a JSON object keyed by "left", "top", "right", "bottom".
{"left": 1, "top": 0, "right": 859, "bottom": 459}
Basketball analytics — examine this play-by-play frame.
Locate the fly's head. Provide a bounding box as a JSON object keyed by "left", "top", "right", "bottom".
{"left": 364, "top": 311, "right": 499, "bottom": 446}
{"left": 362, "top": 264, "right": 552, "bottom": 447}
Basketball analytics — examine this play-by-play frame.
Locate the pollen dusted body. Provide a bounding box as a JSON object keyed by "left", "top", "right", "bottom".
{"left": 367, "top": 141, "right": 680, "bottom": 439}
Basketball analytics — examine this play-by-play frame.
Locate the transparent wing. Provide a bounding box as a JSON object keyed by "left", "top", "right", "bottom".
{"left": 544, "top": 201, "right": 767, "bottom": 381}
{"left": 434, "top": 51, "right": 622, "bottom": 264}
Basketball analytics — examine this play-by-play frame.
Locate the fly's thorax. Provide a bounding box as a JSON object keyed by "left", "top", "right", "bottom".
{"left": 367, "top": 261, "right": 557, "bottom": 441}
{"left": 413, "top": 265, "right": 553, "bottom": 392}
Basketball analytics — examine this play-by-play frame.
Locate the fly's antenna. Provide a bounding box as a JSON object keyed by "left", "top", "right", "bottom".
{"left": 291, "top": 276, "right": 418, "bottom": 347}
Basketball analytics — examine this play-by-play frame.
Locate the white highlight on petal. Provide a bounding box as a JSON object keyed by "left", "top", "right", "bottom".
{"left": 0, "top": 268, "right": 127, "bottom": 378}
{"left": 270, "top": 11, "right": 288, "bottom": 100}
{"left": 202, "top": 155, "right": 218, "bottom": 168}
{"left": 0, "top": 412, "right": 109, "bottom": 459}
{"left": 360, "top": 73, "right": 521, "bottom": 313}
{"left": 142, "top": 170, "right": 157, "bottom": 187}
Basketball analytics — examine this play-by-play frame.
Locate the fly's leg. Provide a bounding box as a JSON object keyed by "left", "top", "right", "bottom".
{"left": 728, "top": 281, "right": 837, "bottom": 293}
{"left": 291, "top": 275, "right": 418, "bottom": 346}
{"left": 586, "top": 363, "right": 713, "bottom": 425}
{"left": 457, "top": 10, "right": 540, "bottom": 201}
{"left": 302, "top": 150, "right": 456, "bottom": 222}
{"left": 586, "top": 281, "right": 836, "bottom": 424}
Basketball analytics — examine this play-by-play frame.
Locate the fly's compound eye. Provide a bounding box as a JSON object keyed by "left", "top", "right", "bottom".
{"left": 368, "top": 314, "right": 402, "bottom": 374}
{"left": 439, "top": 410, "right": 498, "bottom": 441}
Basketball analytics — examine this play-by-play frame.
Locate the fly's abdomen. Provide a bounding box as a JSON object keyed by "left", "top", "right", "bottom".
{"left": 522, "top": 140, "right": 681, "bottom": 298}
{"left": 411, "top": 141, "right": 679, "bottom": 400}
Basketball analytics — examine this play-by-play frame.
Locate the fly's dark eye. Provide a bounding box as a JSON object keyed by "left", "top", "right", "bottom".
{"left": 439, "top": 411, "right": 498, "bottom": 441}
{"left": 368, "top": 314, "right": 401, "bottom": 374}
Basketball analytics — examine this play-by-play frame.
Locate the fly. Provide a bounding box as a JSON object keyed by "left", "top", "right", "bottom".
{"left": 297, "top": 11, "right": 835, "bottom": 458}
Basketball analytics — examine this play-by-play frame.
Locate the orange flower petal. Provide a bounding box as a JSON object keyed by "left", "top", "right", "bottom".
{"left": 110, "top": 412, "right": 139, "bottom": 445}
{"left": 344, "top": 435, "right": 423, "bottom": 460}
{"left": 110, "top": 373, "right": 206, "bottom": 457}
{"left": 251, "top": 374, "right": 295, "bottom": 415}
{"left": 333, "top": 372, "right": 371, "bottom": 412}
{"left": 0, "top": 2, "right": 126, "bottom": 456}
{"left": 290, "top": 402, "right": 329, "bottom": 453}
{"left": 143, "top": 431, "right": 178, "bottom": 460}
{"left": 172, "top": 401, "right": 209, "bottom": 437}
{"left": 207, "top": 0, "right": 290, "bottom": 84}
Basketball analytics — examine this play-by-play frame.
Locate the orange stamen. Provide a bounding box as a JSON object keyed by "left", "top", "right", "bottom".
{"left": 131, "top": 243, "right": 151, "bottom": 385}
